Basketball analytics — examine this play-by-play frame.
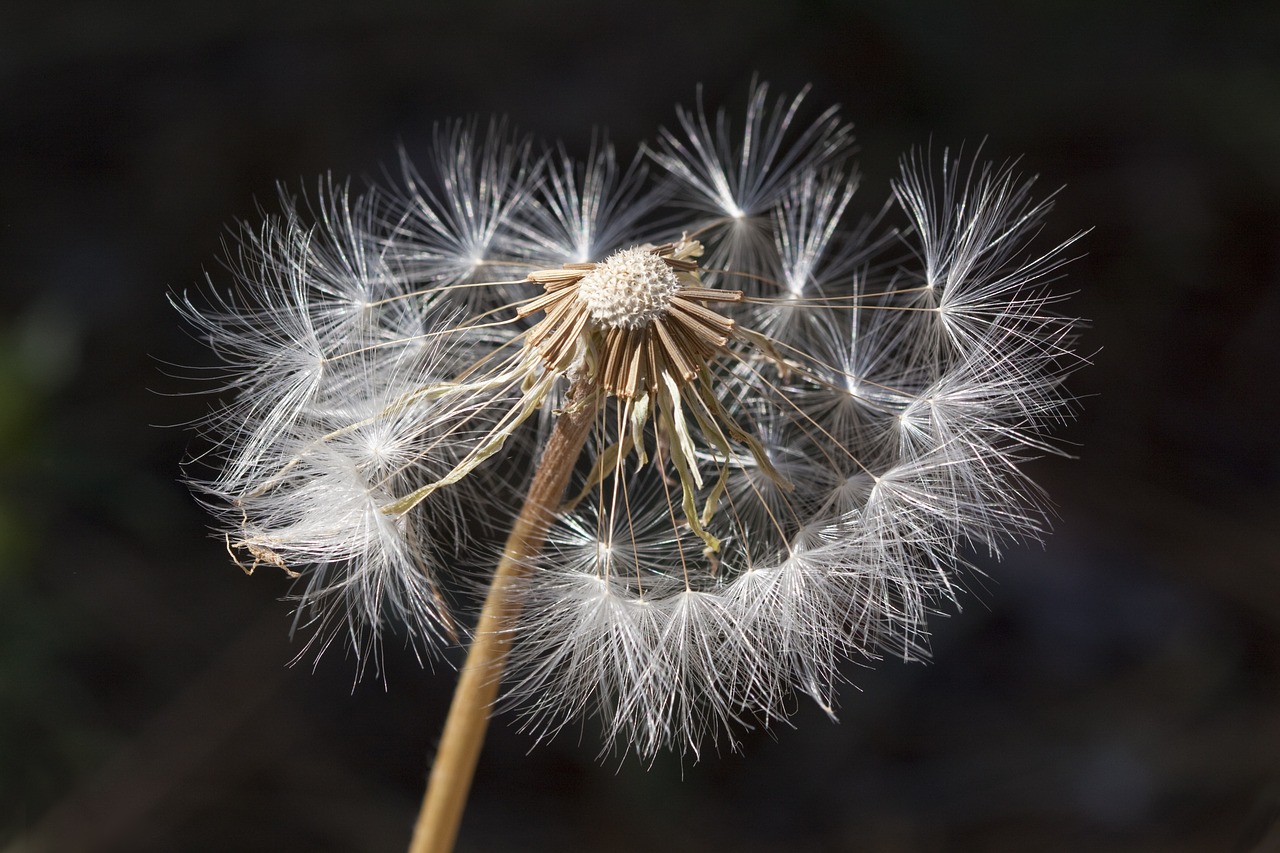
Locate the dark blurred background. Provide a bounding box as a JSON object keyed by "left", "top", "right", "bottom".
{"left": 2, "top": 2, "right": 1278, "bottom": 851}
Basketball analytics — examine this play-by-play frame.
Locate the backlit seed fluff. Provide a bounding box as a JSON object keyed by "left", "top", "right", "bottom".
{"left": 179, "top": 81, "right": 1084, "bottom": 757}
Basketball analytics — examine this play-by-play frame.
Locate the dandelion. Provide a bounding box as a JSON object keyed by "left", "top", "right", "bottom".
{"left": 179, "top": 81, "right": 1082, "bottom": 853}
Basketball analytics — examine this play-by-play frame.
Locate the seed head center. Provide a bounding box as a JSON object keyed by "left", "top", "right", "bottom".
{"left": 577, "top": 247, "right": 682, "bottom": 330}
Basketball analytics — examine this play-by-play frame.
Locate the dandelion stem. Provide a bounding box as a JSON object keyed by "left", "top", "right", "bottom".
{"left": 409, "top": 377, "right": 599, "bottom": 853}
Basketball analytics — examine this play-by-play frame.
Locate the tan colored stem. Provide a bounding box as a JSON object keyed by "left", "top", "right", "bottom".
{"left": 408, "top": 382, "right": 599, "bottom": 853}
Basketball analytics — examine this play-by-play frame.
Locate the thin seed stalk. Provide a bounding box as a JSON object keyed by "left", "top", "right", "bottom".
{"left": 408, "top": 379, "right": 600, "bottom": 853}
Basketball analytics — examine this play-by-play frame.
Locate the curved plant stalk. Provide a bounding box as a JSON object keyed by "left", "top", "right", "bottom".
{"left": 408, "top": 379, "right": 600, "bottom": 853}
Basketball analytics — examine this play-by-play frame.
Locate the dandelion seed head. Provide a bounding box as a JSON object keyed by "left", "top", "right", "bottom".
{"left": 180, "top": 80, "right": 1085, "bottom": 757}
